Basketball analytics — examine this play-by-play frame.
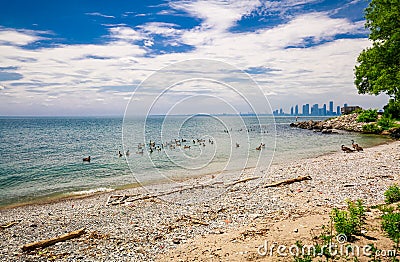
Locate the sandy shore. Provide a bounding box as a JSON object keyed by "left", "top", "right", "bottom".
{"left": 1, "top": 141, "right": 399, "bottom": 261}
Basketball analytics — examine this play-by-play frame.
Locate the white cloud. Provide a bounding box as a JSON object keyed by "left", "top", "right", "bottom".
{"left": 0, "top": 29, "right": 42, "bottom": 46}
{"left": 86, "top": 12, "right": 115, "bottom": 19}
{"left": 0, "top": 0, "right": 383, "bottom": 115}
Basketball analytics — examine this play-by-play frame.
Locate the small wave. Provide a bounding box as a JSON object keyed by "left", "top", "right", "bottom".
{"left": 71, "top": 187, "right": 114, "bottom": 196}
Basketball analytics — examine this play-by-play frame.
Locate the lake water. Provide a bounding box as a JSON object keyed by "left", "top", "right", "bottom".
{"left": 0, "top": 116, "right": 389, "bottom": 207}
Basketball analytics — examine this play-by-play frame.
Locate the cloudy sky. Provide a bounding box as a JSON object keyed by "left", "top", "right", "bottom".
{"left": 0, "top": 0, "right": 389, "bottom": 116}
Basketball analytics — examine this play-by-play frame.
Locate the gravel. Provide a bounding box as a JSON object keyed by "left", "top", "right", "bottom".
{"left": 1, "top": 141, "right": 399, "bottom": 261}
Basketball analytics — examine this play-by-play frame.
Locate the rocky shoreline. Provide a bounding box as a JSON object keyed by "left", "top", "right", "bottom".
{"left": 0, "top": 141, "right": 399, "bottom": 261}
{"left": 290, "top": 113, "right": 364, "bottom": 133}
{"left": 290, "top": 113, "right": 400, "bottom": 139}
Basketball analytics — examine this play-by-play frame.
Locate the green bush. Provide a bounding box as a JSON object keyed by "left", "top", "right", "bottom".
{"left": 383, "top": 99, "right": 400, "bottom": 120}
{"left": 377, "top": 116, "right": 400, "bottom": 131}
{"left": 331, "top": 200, "right": 366, "bottom": 241}
{"left": 381, "top": 210, "right": 400, "bottom": 249}
{"left": 384, "top": 185, "right": 400, "bottom": 204}
{"left": 362, "top": 123, "right": 382, "bottom": 134}
{"left": 357, "top": 109, "right": 378, "bottom": 122}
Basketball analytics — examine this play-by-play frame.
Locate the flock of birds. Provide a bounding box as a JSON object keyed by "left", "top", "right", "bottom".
{"left": 341, "top": 140, "right": 364, "bottom": 153}
{"left": 82, "top": 138, "right": 268, "bottom": 162}
{"left": 83, "top": 139, "right": 363, "bottom": 162}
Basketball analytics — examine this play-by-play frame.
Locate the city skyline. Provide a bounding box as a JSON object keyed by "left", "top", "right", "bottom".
{"left": 273, "top": 100, "right": 350, "bottom": 116}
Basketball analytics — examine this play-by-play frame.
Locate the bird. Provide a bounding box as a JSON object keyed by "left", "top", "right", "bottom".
{"left": 236, "top": 143, "right": 240, "bottom": 148}
{"left": 83, "top": 156, "right": 91, "bottom": 162}
{"left": 256, "top": 145, "right": 262, "bottom": 150}
{"left": 341, "top": 145, "right": 354, "bottom": 153}
{"left": 351, "top": 140, "right": 363, "bottom": 152}
{"left": 118, "top": 151, "right": 123, "bottom": 157}
{"left": 126, "top": 150, "right": 130, "bottom": 156}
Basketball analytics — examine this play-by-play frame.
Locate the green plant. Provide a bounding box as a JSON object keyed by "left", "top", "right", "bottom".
{"left": 383, "top": 99, "right": 400, "bottom": 120}
{"left": 357, "top": 109, "right": 378, "bottom": 123}
{"left": 381, "top": 210, "right": 400, "bottom": 249}
{"left": 378, "top": 116, "right": 399, "bottom": 130}
{"left": 362, "top": 123, "right": 382, "bottom": 134}
{"left": 384, "top": 185, "right": 400, "bottom": 204}
{"left": 331, "top": 200, "right": 366, "bottom": 241}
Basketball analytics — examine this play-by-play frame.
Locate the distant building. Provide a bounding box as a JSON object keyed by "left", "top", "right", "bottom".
{"left": 290, "top": 106, "right": 294, "bottom": 115}
{"left": 323, "top": 104, "right": 327, "bottom": 116}
{"left": 329, "top": 101, "right": 334, "bottom": 115}
{"left": 337, "top": 106, "right": 341, "bottom": 115}
{"left": 341, "top": 105, "right": 362, "bottom": 114}
{"left": 295, "top": 105, "right": 299, "bottom": 115}
{"left": 311, "top": 104, "right": 319, "bottom": 116}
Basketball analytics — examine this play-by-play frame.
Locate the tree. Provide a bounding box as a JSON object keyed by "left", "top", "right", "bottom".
{"left": 354, "top": 0, "right": 400, "bottom": 102}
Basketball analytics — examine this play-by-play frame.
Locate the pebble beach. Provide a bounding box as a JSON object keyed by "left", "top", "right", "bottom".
{"left": 1, "top": 140, "right": 399, "bottom": 261}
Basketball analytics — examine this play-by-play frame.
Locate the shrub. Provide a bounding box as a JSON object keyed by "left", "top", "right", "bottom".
{"left": 377, "top": 116, "right": 400, "bottom": 131}
{"left": 362, "top": 123, "right": 382, "bottom": 134}
{"left": 381, "top": 210, "right": 400, "bottom": 249}
{"left": 383, "top": 99, "right": 400, "bottom": 120}
{"left": 331, "top": 200, "right": 366, "bottom": 241}
{"left": 384, "top": 185, "right": 400, "bottom": 204}
{"left": 357, "top": 109, "right": 378, "bottom": 122}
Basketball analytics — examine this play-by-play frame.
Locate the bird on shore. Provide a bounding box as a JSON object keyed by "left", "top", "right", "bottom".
{"left": 351, "top": 140, "right": 364, "bottom": 152}
{"left": 83, "top": 156, "right": 91, "bottom": 162}
{"left": 118, "top": 151, "right": 123, "bottom": 157}
{"left": 341, "top": 145, "right": 354, "bottom": 153}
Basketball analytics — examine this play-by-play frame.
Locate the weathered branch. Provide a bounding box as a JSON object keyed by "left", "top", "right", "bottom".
{"left": 21, "top": 228, "right": 86, "bottom": 251}
{"left": 264, "top": 175, "right": 311, "bottom": 188}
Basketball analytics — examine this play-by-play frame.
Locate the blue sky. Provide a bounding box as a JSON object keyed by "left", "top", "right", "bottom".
{"left": 0, "top": 0, "right": 389, "bottom": 116}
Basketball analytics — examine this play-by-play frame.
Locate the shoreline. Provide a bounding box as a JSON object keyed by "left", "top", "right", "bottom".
{"left": 0, "top": 137, "right": 392, "bottom": 210}
{"left": 1, "top": 140, "right": 399, "bottom": 261}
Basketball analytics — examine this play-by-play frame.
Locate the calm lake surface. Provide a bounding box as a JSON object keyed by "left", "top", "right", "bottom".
{"left": 0, "top": 116, "right": 390, "bottom": 207}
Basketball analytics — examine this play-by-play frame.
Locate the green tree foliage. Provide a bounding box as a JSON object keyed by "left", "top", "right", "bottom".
{"left": 354, "top": 0, "right": 400, "bottom": 100}
{"left": 357, "top": 109, "right": 378, "bottom": 122}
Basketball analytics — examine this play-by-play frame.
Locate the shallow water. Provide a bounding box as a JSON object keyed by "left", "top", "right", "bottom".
{"left": 0, "top": 116, "right": 390, "bottom": 207}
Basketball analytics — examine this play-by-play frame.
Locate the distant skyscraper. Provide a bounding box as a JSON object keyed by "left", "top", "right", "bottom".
{"left": 295, "top": 105, "right": 299, "bottom": 115}
{"left": 279, "top": 108, "right": 283, "bottom": 115}
{"left": 344, "top": 103, "right": 348, "bottom": 108}
{"left": 305, "top": 104, "right": 310, "bottom": 116}
{"left": 311, "top": 104, "right": 319, "bottom": 116}
{"left": 337, "top": 106, "right": 341, "bottom": 115}
{"left": 323, "top": 104, "right": 327, "bottom": 116}
{"left": 290, "top": 106, "right": 294, "bottom": 115}
{"left": 329, "top": 101, "right": 333, "bottom": 115}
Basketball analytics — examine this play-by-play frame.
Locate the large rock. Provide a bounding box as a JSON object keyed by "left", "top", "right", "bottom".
{"left": 291, "top": 113, "right": 368, "bottom": 133}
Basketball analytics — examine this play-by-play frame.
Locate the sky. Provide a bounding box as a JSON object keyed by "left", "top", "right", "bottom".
{"left": 0, "top": 0, "right": 389, "bottom": 116}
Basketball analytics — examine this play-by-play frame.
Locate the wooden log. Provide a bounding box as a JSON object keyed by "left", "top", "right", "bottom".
{"left": 226, "top": 176, "right": 260, "bottom": 187}
{"left": 178, "top": 215, "right": 209, "bottom": 226}
{"left": 21, "top": 228, "right": 86, "bottom": 251}
{"left": 0, "top": 221, "right": 19, "bottom": 229}
{"left": 264, "top": 175, "right": 311, "bottom": 188}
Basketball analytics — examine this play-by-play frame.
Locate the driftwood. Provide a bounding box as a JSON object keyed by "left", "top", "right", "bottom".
{"left": 226, "top": 176, "right": 260, "bottom": 187}
{"left": 21, "top": 228, "right": 86, "bottom": 251}
{"left": 106, "top": 176, "right": 260, "bottom": 205}
{"left": 177, "top": 215, "right": 209, "bottom": 226}
{"left": 264, "top": 175, "right": 312, "bottom": 188}
{"left": 0, "top": 221, "right": 19, "bottom": 229}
